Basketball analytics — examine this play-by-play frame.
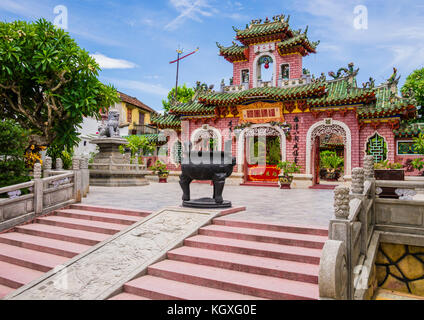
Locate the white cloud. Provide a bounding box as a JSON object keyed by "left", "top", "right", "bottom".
{"left": 165, "top": 0, "right": 217, "bottom": 30}
{"left": 107, "top": 78, "right": 169, "bottom": 97}
{"left": 90, "top": 53, "right": 137, "bottom": 69}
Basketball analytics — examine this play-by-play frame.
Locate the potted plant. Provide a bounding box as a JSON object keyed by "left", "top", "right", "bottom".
{"left": 374, "top": 160, "right": 404, "bottom": 180}
{"left": 276, "top": 160, "right": 301, "bottom": 189}
{"left": 149, "top": 160, "right": 169, "bottom": 183}
{"left": 373, "top": 160, "right": 404, "bottom": 199}
{"left": 320, "top": 151, "right": 344, "bottom": 181}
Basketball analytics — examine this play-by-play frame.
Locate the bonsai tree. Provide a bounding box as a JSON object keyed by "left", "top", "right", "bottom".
{"left": 0, "top": 19, "right": 119, "bottom": 161}
{"left": 277, "top": 160, "right": 301, "bottom": 177}
{"left": 149, "top": 160, "right": 169, "bottom": 183}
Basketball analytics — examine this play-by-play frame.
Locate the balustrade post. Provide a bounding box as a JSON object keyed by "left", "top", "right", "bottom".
{"left": 363, "top": 155, "right": 374, "bottom": 180}
{"left": 56, "top": 158, "right": 63, "bottom": 171}
{"left": 33, "top": 163, "right": 43, "bottom": 215}
{"left": 80, "top": 157, "right": 89, "bottom": 197}
{"left": 351, "top": 168, "right": 365, "bottom": 195}
{"left": 73, "top": 158, "right": 82, "bottom": 202}
{"left": 330, "top": 185, "right": 353, "bottom": 299}
{"left": 43, "top": 156, "right": 52, "bottom": 177}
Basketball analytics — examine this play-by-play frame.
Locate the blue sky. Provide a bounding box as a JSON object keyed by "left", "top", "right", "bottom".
{"left": 1, "top": 0, "right": 423, "bottom": 111}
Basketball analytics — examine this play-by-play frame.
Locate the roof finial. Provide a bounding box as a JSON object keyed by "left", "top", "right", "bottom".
{"left": 286, "top": 14, "right": 290, "bottom": 23}
{"left": 216, "top": 42, "right": 223, "bottom": 49}
{"left": 304, "top": 25, "right": 309, "bottom": 35}
{"left": 232, "top": 26, "right": 240, "bottom": 32}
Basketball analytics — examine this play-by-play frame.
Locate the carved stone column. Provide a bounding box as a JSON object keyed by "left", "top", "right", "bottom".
{"left": 334, "top": 186, "right": 350, "bottom": 219}
{"left": 43, "top": 156, "right": 52, "bottom": 177}
{"left": 351, "top": 168, "right": 364, "bottom": 195}
{"left": 363, "top": 155, "right": 374, "bottom": 180}
{"left": 72, "top": 158, "right": 82, "bottom": 202}
{"left": 56, "top": 158, "right": 63, "bottom": 171}
{"left": 33, "top": 163, "right": 43, "bottom": 215}
{"left": 80, "top": 157, "right": 89, "bottom": 197}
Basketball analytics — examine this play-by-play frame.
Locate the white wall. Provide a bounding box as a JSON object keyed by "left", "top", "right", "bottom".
{"left": 74, "top": 117, "right": 101, "bottom": 157}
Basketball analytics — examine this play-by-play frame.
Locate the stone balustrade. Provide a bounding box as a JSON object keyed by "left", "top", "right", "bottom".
{"left": 319, "top": 155, "right": 424, "bottom": 300}
{"left": 0, "top": 156, "right": 89, "bottom": 232}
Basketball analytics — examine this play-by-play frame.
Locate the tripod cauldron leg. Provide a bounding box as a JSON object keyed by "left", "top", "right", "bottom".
{"left": 213, "top": 173, "right": 227, "bottom": 204}
{"left": 179, "top": 174, "right": 192, "bottom": 201}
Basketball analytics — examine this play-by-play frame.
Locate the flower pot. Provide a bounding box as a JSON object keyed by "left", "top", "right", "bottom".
{"left": 158, "top": 173, "right": 169, "bottom": 183}
{"left": 278, "top": 175, "right": 293, "bottom": 189}
{"left": 374, "top": 169, "right": 405, "bottom": 199}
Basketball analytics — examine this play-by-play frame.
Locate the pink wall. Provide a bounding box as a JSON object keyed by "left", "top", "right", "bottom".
{"left": 232, "top": 43, "right": 303, "bottom": 87}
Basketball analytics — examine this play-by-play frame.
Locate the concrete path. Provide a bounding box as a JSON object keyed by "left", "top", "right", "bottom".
{"left": 82, "top": 182, "right": 334, "bottom": 227}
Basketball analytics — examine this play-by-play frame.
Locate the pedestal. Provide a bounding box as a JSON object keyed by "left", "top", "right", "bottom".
{"left": 182, "top": 197, "right": 232, "bottom": 209}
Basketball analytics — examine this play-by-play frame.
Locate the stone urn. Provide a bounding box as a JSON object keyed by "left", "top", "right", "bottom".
{"left": 180, "top": 143, "right": 236, "bottom": 208}
{"left": 278, "top": 175, "right": 293, "bottom": 189}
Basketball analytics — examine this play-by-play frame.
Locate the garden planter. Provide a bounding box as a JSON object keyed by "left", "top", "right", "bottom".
{"left": 158, "top": 173, "right": 169, "bottom": 183}
{"left": 375, "top": 169, "right": 405, "bottom": 199}
{"left": 278, "top": 175, "right": 293, "bottom": 189}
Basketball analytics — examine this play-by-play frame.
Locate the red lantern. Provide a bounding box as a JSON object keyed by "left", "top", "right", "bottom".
{"left": 264, "top": 63, "right": 269, "bottom": 69}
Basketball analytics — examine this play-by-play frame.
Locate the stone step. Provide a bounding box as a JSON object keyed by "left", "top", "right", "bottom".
{"left": 70, "top": 204, "right": 151, "bottom": 217}
{"left": 15, "top": 223, "right": 109, "bottom": 246}
{"left": 108, "top": 292, "right": 151, "bottom": 300}
{"left": 0, "top": 260, "right": 43, "bottom": 289}
{"left": 213, "top": 218, "right": 328, "bottom": 236}
{"left": 0, "top": 243, "right": 68, "bottom": 272}
{"left": 199, "top": 225, "right": 327, "bottom": 249}
{"left": 55, "top": 209, "right": 140, "bottom": 226}
{"left": 36, "top": 216, "right": 126, "bottom": 235}
{"left": 0, "top": 232, "right": 90, "bottom": 258}
{"left": 147, "top": 260, "right": 318, "bottom": 300}
{"left": 0, "top": 283, "right": 14, "bottom": 299}
{"left": 123, "top": 275, "right": 265, "bottom": 300}
{"left": 167, "top": 246, "right": 319, "bottom": 284}
{"left": 184, "top": 235, "right": 322, "bottom": 264}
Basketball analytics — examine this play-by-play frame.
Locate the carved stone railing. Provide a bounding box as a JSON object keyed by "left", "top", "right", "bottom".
{"left": 278, "top": 75, "right": 312, "bottom": 88}
{"left": 319, "top": 156, "right": 376, "bottom": 300}
{"left": 0, "top": 156, "right": 89, "bottom": 232}
{"left": 221, "top": 83, "right": 248, "bottom": 93}
{"left": 319, "top": 155, "right": 424, "bottom": 299}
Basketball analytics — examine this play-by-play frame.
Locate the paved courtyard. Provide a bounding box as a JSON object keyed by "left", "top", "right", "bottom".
{"left": 82, "top": 182, "right": 334, "bottom": 227}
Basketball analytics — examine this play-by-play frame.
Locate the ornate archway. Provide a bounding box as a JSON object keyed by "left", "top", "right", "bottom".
{"left": 237, "top": 123, "right": 287, "bottom": 173}
{"left": 305, "top": 120, "right": 352, "bottom": 177}
{"left": 190, "top": 126, "right": 222, "bottom": 151}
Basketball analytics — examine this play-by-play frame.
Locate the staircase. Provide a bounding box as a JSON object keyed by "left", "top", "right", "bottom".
{"left": 110, "top": 217, "right": 328, "bottom": 300}
{"left": 0, "top": 204, "right": 151, "bottom": 299}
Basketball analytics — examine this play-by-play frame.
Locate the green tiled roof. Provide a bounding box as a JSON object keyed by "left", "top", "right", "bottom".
{"left": 236, "top": 20, "right": 289, "bottom": 41}
{"left": 308, "top": 79, "right": 375, "bottom": 108}
{"left": 356, "top": 85, "right": 413, "bottom": 118}
{"left": 170, "top": 101, "right": 216, "bottom": 115}
{"left": 217, "top": 42, "right": 248, "bottom": 60}
{"left": 277, "top": 34, "right": 319, "bottom": 55}
{"left": 394, "top": 123, "right": 424, "bottom": 137}
{"left": 150, "top": 113, "right": 181, "bottom": 129}
{"left": 197, "top": 82, "right": 327, "bottom": 105}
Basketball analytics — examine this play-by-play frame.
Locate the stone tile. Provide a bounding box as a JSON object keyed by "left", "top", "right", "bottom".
{"left": 82, "top": 182, "right": 335, "bottom": 227}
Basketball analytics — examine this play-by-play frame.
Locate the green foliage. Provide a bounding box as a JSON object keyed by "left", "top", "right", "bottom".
{"left": 402, "top": 68, "right": 424, "bottom": 117}
{"left": 162, "top": 83, "right": 195, "bottom": 112}
{"left": 149, "top": 160, "right": 169, "bottom": 175}
{"left": 374, "top": 160, "right": 403, "bottom": 170}
{"left": 267, "top": 137, "right": 281, "bottom": 165}
{"left": 277, "top": 160, "right": 301, "bottom": 177}
{"left": 0, "top": 120, "right": 30, "bottom": 187}
{"left": 61, "top": 148, "right": 73, "bottom": 169}
{"left": 122, "top": 135, "right": 155, "bottom": 163}
{"left": 411, "top": 158, "right": 424, "bottom": 172}
{"left": 413, "top": 132, "right": 424, "bottom": 155}
{"left": 0, "top": 19, "right": 119, "bottom": 155}
{"left": 320, "top": 151, "right": 344, "bottom": 172}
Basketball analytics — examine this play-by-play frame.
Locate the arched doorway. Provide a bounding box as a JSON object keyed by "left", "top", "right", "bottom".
{"left": 191, "top": 126, "right": 222, "bottom": 151}
{"left": 237, "top": 124, "right": 287, "bottom": 183}
{"left": 306, "top": 120, "right": 351, "bottom": 185}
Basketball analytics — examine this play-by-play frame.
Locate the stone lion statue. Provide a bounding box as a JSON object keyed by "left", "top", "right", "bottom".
{"left": 98, "top": 110, "right": 120, "bottom": 138}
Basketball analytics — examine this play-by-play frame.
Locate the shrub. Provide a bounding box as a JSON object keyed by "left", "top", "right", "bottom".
{"left": 0, "top": 120, "right": 30, "bottom": 187}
